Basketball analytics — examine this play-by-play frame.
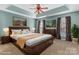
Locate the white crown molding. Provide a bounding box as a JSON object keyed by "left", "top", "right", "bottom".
{"left": 2, "top": 9, "right": 36, "bottom": 19}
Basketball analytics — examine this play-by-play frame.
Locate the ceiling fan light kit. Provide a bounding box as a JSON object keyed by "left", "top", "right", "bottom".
{"left": 30, "top": 4, "right": 48, "bottom": 14}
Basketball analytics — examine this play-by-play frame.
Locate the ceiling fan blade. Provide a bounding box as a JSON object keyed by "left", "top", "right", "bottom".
{"left": 41, "top": 7, "right": 48, "bottom": 9}
{"left": 35, "top": 10, "right": 41, "bottom": 14}
{"left": 34, "top": 10, "right": 38, "bottom": 13}
{"left": 29, "top": 8, "right": 36, "bottom": 9}
{"left": 39, "top": 9, "right": 44, "bottom": 13}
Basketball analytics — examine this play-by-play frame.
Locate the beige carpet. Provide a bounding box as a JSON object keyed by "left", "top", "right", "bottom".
{"left": 41, "top": 39, "right": 79, "bottom": 55}
{"left": 0, "top": 43, "right": 24, "bottom": 55}
{"left": 0, "top": 39, "right": 79, "bottom": 55}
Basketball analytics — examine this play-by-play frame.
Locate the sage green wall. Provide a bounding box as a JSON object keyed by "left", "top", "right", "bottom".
{"left": 44, "top": 11, "right": 79, "bottom": 27}
{"left": 0, "top": 10, "right": 79, "bottom": 36}
{"left": 0, "top": 11, "right": 35, "bottom": 36}
{"left": 0, "top": 11, "right": 13, "bottom": 36}
{"left": 27, "top": 18, "right": 35, "bottom": 30}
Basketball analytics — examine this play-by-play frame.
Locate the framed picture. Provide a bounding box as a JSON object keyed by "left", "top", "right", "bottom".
{"left": 13, "top": 17, "right": 27, "bottom": 26}
{"left": 45, "top": 20, "right": 56, "bottom": 29}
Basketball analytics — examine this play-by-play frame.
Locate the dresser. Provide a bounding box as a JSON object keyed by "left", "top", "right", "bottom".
{"left": 43, "top": 29, "right": 57, "bottom": 37}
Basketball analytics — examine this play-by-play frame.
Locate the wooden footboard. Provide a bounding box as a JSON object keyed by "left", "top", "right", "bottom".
{"left": 10, "top": 37, "right": 53, "bottom": 55}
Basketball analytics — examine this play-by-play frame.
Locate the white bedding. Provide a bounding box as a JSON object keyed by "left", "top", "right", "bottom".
{"left": 10, "top": 33, "right": 52, "bottom": 47}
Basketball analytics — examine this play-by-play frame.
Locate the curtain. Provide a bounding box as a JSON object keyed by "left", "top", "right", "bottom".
{"left": 37, "top": 20, "right": 40, "bottom": 33}
{"left": 66, "top": 16, "right": 72, "bottom": 41}
{"left": 43, "top": 20, "right": 45, "bottom": 33}
{"left": 60, "top": 17, "right": 66, "bottom": 40}
{"left": 40, "top": 20, "right": 43, "bottom": 33}
{"left": 39, "top": 20, "right": 45, "bottom": 33}
{"left": 35, "top": 20, "right": 45, "bottom": 33}
{"left": 35, "top": 19, "right": 37, "bottom": 32}
{"left": 35, "top": 20, "right": 40, "bottom": 33}
{"left": 57, "top": 17, "right": 61, "bottom": 39}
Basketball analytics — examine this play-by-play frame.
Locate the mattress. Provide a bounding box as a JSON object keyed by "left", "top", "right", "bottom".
{"left": 10, "top": 33, "right": 52, "bottom": 47}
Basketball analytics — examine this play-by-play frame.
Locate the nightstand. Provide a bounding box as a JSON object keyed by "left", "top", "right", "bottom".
{"left": 1, "top": 36, "right": 10, "bottom": 44}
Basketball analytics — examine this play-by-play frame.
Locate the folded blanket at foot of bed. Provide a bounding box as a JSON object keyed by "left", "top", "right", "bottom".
{"left": 16, "top": 33, "right": 43, "bottom": 48}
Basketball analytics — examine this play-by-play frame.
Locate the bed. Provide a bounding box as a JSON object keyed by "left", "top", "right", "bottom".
{"left": 9, "top": 26, "right": 54, "bottom": 55}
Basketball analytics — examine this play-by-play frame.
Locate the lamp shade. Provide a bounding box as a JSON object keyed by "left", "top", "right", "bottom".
{"left": 3, "top": 28, "right": 9, "bottom": 32}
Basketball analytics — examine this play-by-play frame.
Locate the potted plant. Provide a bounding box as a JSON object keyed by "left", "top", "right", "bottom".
{"left": 72, "top": 24, "right": 79, "bottom": 43}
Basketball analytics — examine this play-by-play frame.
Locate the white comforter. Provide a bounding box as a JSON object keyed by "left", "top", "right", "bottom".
{"left": 10, "top": 33, "right": 52, "bottom": 46}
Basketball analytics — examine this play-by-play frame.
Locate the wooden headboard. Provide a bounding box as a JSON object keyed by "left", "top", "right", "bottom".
{"left": 9, "top": 26, "right": 30, "bottom": 35}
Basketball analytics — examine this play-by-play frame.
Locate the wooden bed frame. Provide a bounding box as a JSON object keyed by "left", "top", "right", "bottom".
{"left": 9, "top": 26, "right": 54, "bottom": 55}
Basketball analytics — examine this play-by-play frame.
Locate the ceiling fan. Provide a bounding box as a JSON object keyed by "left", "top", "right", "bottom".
{"left": 30, "top": 4, "right": 48, "bottom": 14}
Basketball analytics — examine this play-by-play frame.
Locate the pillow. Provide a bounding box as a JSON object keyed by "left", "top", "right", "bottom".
{"left": 23, "top": 29, "right": 30, "bottom": 32}
{"left": 12, "top": 29, "right": 22, "bottom": 34}
{"left": 22, "top": 29, "right": 30, "bottom": 34}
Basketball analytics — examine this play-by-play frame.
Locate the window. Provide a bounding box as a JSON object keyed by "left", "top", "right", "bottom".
{"left": 45, "top": 20, "right": 56, "bottom": 29}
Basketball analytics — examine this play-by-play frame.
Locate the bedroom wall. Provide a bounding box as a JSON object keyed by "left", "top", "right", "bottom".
{"left": 43, "top": 11, "right": 79, "bottom": 27}
{"left": 0, "top": 11, "right": 12, "bottom": 36}
{"left": 27, "top": 18, "right": 35, "bottom": 30}
{"left": 0, "top": 10, "right": 79, "bottom": 36}
{"left": 0, "top": 11, "right": 35, "bottom": 37}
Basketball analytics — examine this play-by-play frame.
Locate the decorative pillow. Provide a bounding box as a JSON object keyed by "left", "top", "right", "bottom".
{"left": 22, "top": 29, "right": 30, "bottom": 34}
{"left": 23, "top": 29, "right": 30, "bottom": 32}
{"left": 12, "top": 29, "right": 22, "bottom": 34}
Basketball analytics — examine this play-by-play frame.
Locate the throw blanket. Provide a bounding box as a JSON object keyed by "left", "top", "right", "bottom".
{"left": 16, "top": 33, "right": 43, "bottom": 48}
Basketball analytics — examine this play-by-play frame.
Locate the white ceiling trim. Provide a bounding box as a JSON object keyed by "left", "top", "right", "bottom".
{"left": 2, "top": 9, "right": 36, "bottom": 18}
{"left": 0, "top": 4, "right": 10, "bottom": 10}
{"left": 37, "top": 10, "right": 79, "bottom": 19}
{"left": 37, "top": 5, "right": 79, "bottom": 19}
{"left": 13, "top": 4, "right": 35, "bottom": 15}
{"left": 0, "top": 4, "right": 79, "bottom": 19}
{"left": 13, "top": 4, "right": 64, "bottom": 15}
